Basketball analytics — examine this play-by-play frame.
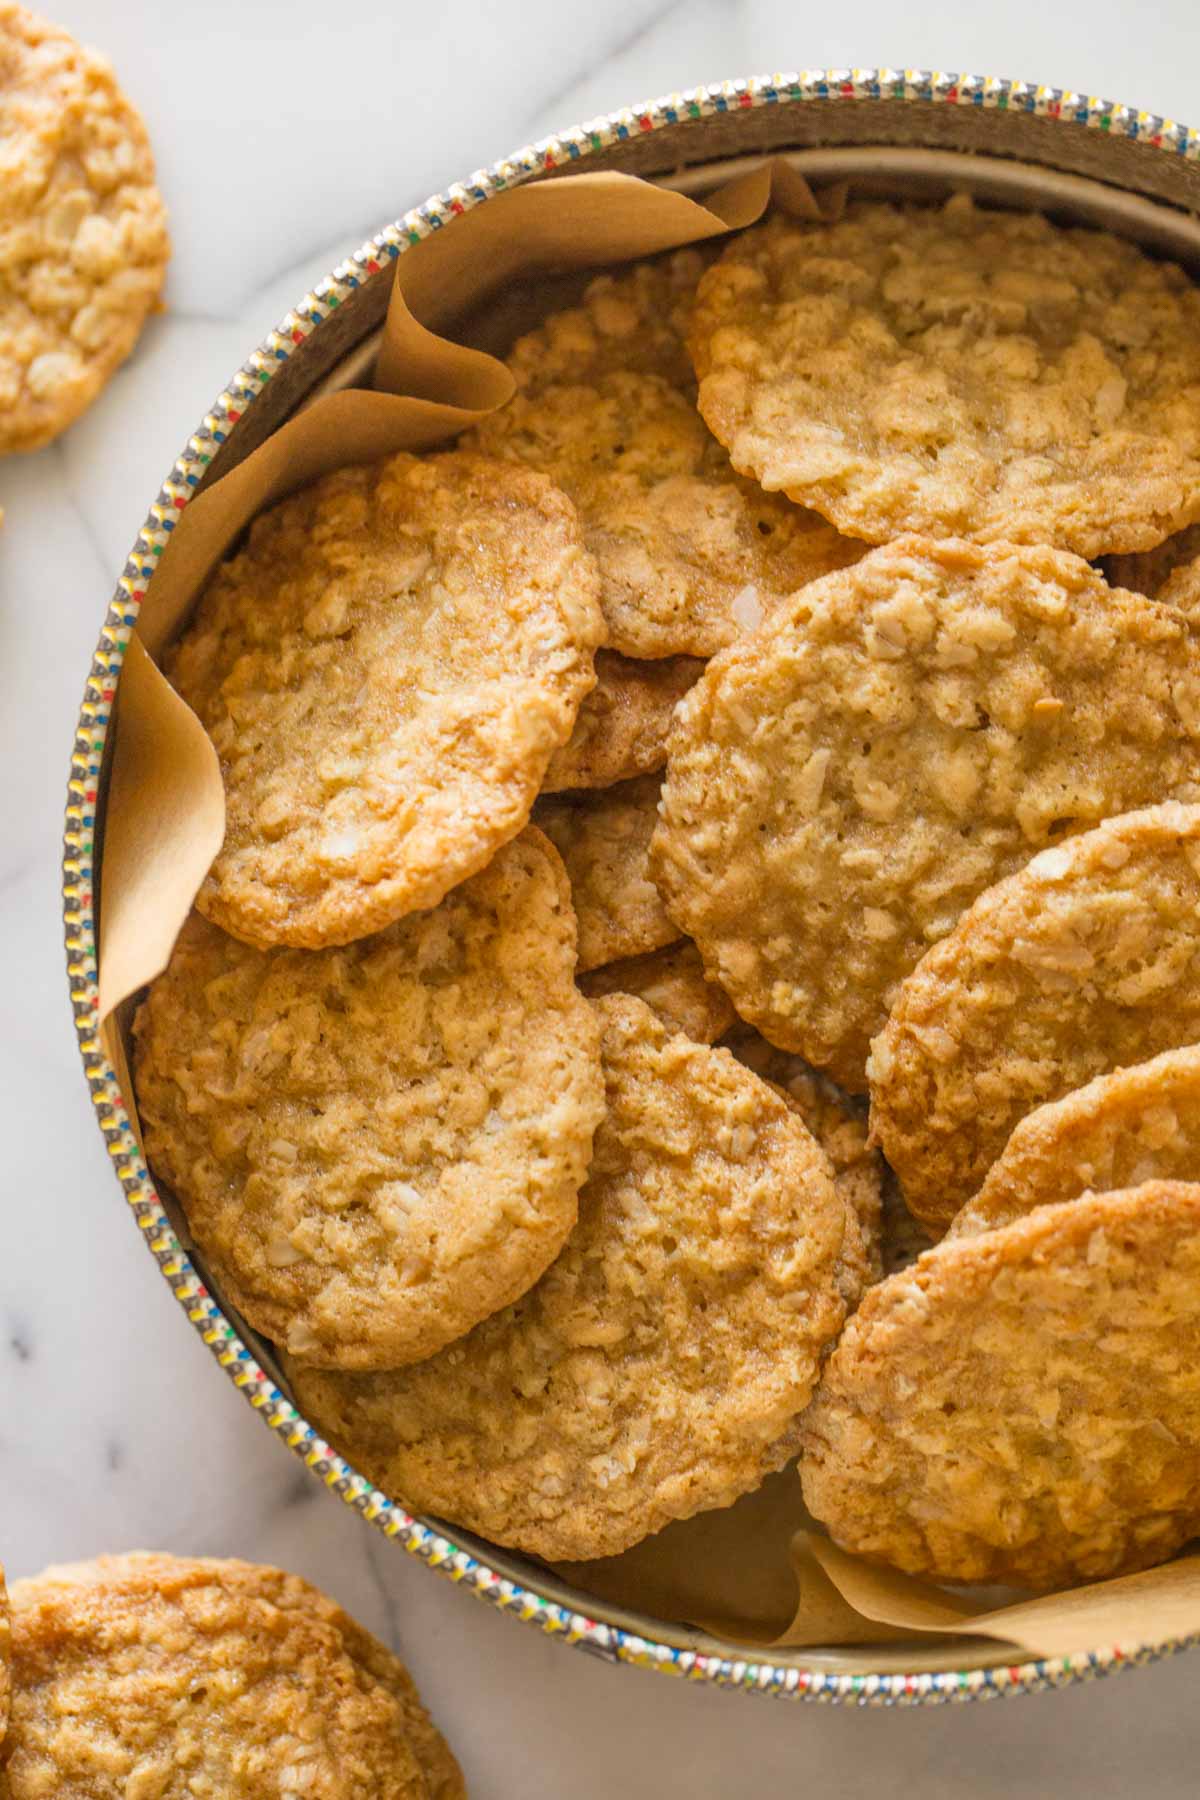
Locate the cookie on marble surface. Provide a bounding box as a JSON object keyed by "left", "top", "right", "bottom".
{"left": 167, "top": 451, "right": 603, "bottom": 950}
{"left": 1104, "top": 522, "right": 1200, "bottom": 609}
{"left": 0, "top": 5, "right": 169, "bottom": 453}
{"left": 133, "top": 829, "right": 604, "bottom": 1370}
{"left": 535, "top": 772, "right": 676, "bottom": 973}
{"left": 542, "top": 649, "right": 704, "bottom": 792}
{"left": 949, "top": 1045, "right": 1200, "bottom": 1239}
{"left": 869, "top": 804, "right": 1200, "bottom": 1232}
{"left": 577, "top": 937, "right": 736, "bottom": 1044}
{"left": 689, "top": 195, "right": 1200, "bottom": 556}
{"left": 801, "top": 1181, "right": 1200, "bottom": 1590}
{"left": 286, "top": 994, "right": 851, "bottom": 1563}
{"left": 467, "top": 252, "right": 863, "bottom": 658}
{"left": 724, "top": 1026, "right": 884, "bottom": 1281}
{"left": 652, "top": 538, "right": 1200, "bottom": 1090}
{"left": 0, "top": 1564, "right": 8, "bottom": 1756}
{"left": 3, "top": 1552, "right": 462, "bottom": 1798}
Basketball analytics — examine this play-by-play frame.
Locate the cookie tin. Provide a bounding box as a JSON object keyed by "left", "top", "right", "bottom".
{"left": 66, "top": 71, "right": 1200, "bottom": 1705}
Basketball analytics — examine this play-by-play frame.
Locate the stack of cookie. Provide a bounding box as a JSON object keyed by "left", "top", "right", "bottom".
{"left": 135, "top": 188, "right": 1200, "bottom": 1597}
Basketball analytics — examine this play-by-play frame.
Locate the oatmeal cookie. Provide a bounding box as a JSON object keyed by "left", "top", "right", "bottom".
{"left": 133, "top": 829, "right": 604, "bottom": 1370}
{"left": 535, "top": 773, "right": 676, "bottom": 972}
{"left": 0, "top": 1565, "right": 8, "bottom": 1755}
{"left": 4, "top": 1552, "right": 462, "bottom": 1798}
{"left": 869, "top": 803, "right": 1200, "bottom": 1231}
{"left": 801, "top": 1181, "right": 1200, "bottom": 1590}
{"left": 542, "top": 649, "right": 704, "bottom": 792}
{"left": 285, "top": 995, "right": 851, "bottom": 1562}
{"left": 0, "top": 5, "right": 170, "bottom": 452}
{"left": 578, "top": 937, "right": 736, "bottom": 1043}
{"left": 653, "top": 539, "right": 1200, "bottom": 1089}
{"left": 167, "top": 451, "right": 603, "bottom": 949}
{"left": 724, "top": 1026, "right": 884, "bottom": 1280}
{"left": 950, "top": 1045, "right": 1200, "bottom": 1238}
{"left": 690, "top": 195, "right": 1200, "bottom": 556}
{"left": 467, "top": 252, "right": 863, "bottom": 658}
{"left": 1104, "top": 523, "right": 1200, "bottom": 610}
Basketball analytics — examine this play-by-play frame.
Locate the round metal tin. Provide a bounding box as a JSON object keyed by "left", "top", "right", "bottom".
{"left": 65, "top": 69, "right": 1200, "bottom": 1705}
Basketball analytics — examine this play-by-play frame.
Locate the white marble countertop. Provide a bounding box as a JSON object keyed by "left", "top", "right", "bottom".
{"left": 5, "top": 1, "right": 1200, "bottom": 1792}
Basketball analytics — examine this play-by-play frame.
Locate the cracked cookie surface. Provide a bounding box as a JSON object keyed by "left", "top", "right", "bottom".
{"left": 133, "top": 829, "right": 604, "bottom": 1370}
{"left": 285, "top": 995, "right": 850, "bottom": 1562}
{"left": 690, "top": 195, "right": 1200, "bottom": 556}
{"left": 168, "top": 451, "right": 603, "bottom": 949}
{"left": 653, "top": 539, "right": 1200, "bottom": 1089}
{"left": 801, "top": 1182, "right": 1200, "bottom": 1590}
{"left": 467, "top": 251, "right": 862, "bottom": 657}
{"left": 4, "top": 1552, "right": 463, "bottom": 1798}
{"left": 0, "top": 5, "right": 170, "bottom": 452}
{"left": 868, "top": 804, "right": 1200, "bottom": 1230}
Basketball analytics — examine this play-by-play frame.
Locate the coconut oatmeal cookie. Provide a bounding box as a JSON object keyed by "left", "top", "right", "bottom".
{"left": 950, "top": 1046, "right": 1200, "bottom": 1238}
{"left": 133, "top": 829, "right": 604, "bottom": 1370}
{"left": 801, "top": 1181, "right": 1200, "bottom": 1590}
{"left": 285, "top": 995, "right": 852, "bottom": 1562}
{"left": 167, "top": 451, "right": 603, "bottom": 950}
{"left": 652, "top": 539, "right": 1200, "bottom": 1090}
{"left": 3, "top": 1553, "right": 463, "bottom": 1798}
{"left": 689, "top": 195, "right": 1200, "bottom": 556}
{"left": 869, "top": 803, "right": 1200, "bottom": 1231}
{"left": 0, "top": 5, "right": 170, "bottom": 453}
{"left": 535, "top": 773, "right": 676, "bottom": 973}
{"left": 467, "top": 251, "right": 862, "bottom": 658}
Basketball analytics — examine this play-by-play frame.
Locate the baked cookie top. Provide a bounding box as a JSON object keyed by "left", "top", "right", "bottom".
{"left": 535, "top": 772, "right": 675, "bottom": 972}
{"left": 133, "top": 829, "right": 604, "bottom": 1370}
{"left": 801, "top": 1181, "right": 1200, "bottom": 1590}
{"left": 689, "top": 195, "right": 1200, "bottom": 557}
{"left": 167, "top": 450, "right": 603, "bottom": 949}
{"left": 4, "top": 1553, "right": 462, "bottom": 1799}
{"left": 950, "top": 1045, "right": 1200, "bottom": 1239}
{"left": 0, "top": 5, "right": 169, "bottom": 452}
{"left": 653, "top": 539, "right": 1200, "bottom": 1090}
{"left": 0, "top": 1564, "right": 8, "bottom": 1757}
{"left": 869, "top": 803, "right": 1200, "bottom": 1231}
{"left": 725, "top": 1027, "right": 884, "bottom": 1281}
{"left": 467, "top": 252, "right": 862, "bottom": 658}
{"left": 577, "top": 937, "right": 736, "bottom": 1044}
{"left": 542, "top": 649, "right": 704, "bottom": 792}
{"left": 286, "top": 994, "right": 851, "bottom": 1562}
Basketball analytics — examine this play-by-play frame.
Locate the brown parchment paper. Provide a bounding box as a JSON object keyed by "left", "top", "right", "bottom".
{"left": 93, "top": 151, "right": 1200, "bottom": 1667}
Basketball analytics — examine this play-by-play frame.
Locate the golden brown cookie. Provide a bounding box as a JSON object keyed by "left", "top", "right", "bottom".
{"left": 690, "top": 196, "right": 1200, "bottom": 557}
{"left": 167, "top": 451, "right": 603, "bottom": 950}
{"left": 0, "top": 1564, "right": 9, "bottom": 1756}
{"left": 577, "top": 938, "right": 736, "bottom": 1043}
{"left": 724, "top": 1026, "right": 884, "bottom": 1281}
{"left": 542, "top": 649, "right": 704, "bottom": 792}
{"left": 0, "top": 6, "right": 170, "bottom": 452}
{"left": 1103, "top": 522, "right": 1200, "bottom": 609}
{"left": 133, "top": 829, "right": 604, "bottom": 1369}
{"left": 950, "top": 1045, "right": 1200, "bottom": 1238}
{"left": 653, "top": 539, "right": 1200, "bottom": 1090}
{"left": 286, "top": 994, "right": 851, "bottom": 1562}
{"left": 869, "top": 803, "right": 1200, "bottom": 1231}
{"left": 4, "top": 1552, "right": 462, "bottom": 1798}
{"left": 467, "top": 252, "right": 863, "bottom": 658}
{"left": 801, "top": 1181, "right": 1200, "bottom": 1590}
{"left": 535, "top": 773, "right": 676, "bottom": 973}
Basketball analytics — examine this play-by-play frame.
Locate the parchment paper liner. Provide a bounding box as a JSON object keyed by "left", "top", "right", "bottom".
{"left": 94, "top": 155, "right": 1200, "bottom": 1664}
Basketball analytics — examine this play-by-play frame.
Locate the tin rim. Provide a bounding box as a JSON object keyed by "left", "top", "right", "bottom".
{"left": 64, "top": 69, "right": 1200, "bottom": 1705}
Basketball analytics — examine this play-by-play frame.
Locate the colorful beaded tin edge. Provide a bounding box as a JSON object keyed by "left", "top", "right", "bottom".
{"left": 64, "top": 70, "right": 1200, "bottom": 1705}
